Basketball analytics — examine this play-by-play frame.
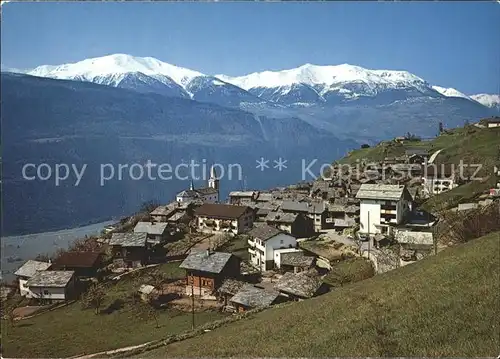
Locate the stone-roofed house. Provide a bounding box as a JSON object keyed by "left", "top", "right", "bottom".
{"left": 229, "top": 284, "right": 281, "bottom": 312}
{"left": 255, "top": 192, "right": 273, "bottom": 203}
{"left": 247, "top": 224, "right": 297, "bottom": 272}
{"left": 180, "top": 251, "right": 241, "bottom": 298}
{"left": 217, "top": 278, "right": 247, "bottom": 306}
{"left": 25, "top": 270, "right": 76, "bottom": 301}
{"left": 150, "top": 205, "right": 177, "bottom": 223}
{"left": 356, "top": 184, "right": 412, "bottom": 235}
{"left": 229, "top": 191, "right": 258, "bottom": 205}
{"left": 275, "top": 250, "right": 315, "bottom": 273}
{"left": 51, "top": 251, "right": 102, "bottom": 278}
{"left": 280, "top": 200, "right": 327, "bottom": 232}
{"left": 14, "top": 260, "right": 52, "bottom": 297}
{"left": 134, "top": 221, "right": 169, "bottom": 244}
{"left": 265, "top": 211, "right": 314, "bottom": 238}
{"left": 109, "top": 232, "right": 149, "bottom": 268}
{"left": 275, "top": 270, "right": 326, "bottom": 300}
{"left": 195, "top": 203, "right": 254, "bottom": 235}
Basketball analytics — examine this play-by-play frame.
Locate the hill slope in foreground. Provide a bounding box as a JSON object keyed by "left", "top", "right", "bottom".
{"left": 140, "top": 231, "right": 500, "bottom": 357}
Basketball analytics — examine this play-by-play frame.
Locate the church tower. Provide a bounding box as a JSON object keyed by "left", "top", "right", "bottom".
{"left": 208, "top": 165, "right": 219, "bottom": 191}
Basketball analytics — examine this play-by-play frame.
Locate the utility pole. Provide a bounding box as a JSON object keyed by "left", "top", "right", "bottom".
{"left": 368, "top": 211, "right": 371, "bottom": 258}
{"left": 191, "top": 274, "right": 195, "bottom": 330}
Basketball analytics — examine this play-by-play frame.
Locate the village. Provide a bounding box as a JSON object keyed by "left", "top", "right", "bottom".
{"left": 2, "top": 118, "right": 500, "bottom": 357}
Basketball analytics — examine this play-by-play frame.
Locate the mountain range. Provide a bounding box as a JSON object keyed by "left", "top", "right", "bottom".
{"left": 5, "top": 54, "right": 497, "bottom": 141}
{"left": 1, "top": 54, "right": 499, "bottom": 235}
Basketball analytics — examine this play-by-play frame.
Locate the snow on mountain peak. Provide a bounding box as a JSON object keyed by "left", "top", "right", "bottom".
{"left": 431, "top": 85, "right": 471, "bottom": 100}
{"left": 216, "top": 63, "right": 428, "bottom": 91}
{"left": 471, "top": 93, "right": 500, "bottom": 108}
{"left": 28, "top": 54, "right": 203, "bottom": 87}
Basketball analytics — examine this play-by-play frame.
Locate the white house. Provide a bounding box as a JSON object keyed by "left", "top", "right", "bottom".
{"left": 422, "top": 164, "right": 459, "bottom": 196}
{"left": 247, "top": 225, "right": 297, "bottom": 271}
{"left": 25, "top": 270, "right": 76, "bottom": 301}
{"left": 356, "top": 184, "right": 412, "bottom": 235}
{"left": 14, "top": 260, "right": 52, "bottom": 297}
{"left": 194, "top": 203, "right": 254, "bottom": 235}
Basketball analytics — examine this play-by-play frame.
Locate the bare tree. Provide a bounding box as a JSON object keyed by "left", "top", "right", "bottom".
{"left": 135, "top": 293, "right": 160, "bottom": 329}
{"left": 148, "top": 269, "right": 167, "bottom": 296}
{"left": 82, "top": 283, "right": 106, "bottom": 315}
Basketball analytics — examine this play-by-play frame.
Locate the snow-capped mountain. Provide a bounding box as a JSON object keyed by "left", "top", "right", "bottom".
{"left": 28, "top": 54, "right": 202, "bottom": 87}
{"left": 27, "top": 54, "right": 264, "bottom": 106}
{"left": 431, "top": 86, "right": 472, "bottom": 100}
{"left": 217, "top": 63, "right": 438, "bottom": 105}
{"left": 471, "top": 93, "right": 500, "bottom": 109}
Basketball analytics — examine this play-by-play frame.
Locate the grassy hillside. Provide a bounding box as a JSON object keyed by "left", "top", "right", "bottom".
{"left": 140, "top": 231, "right": 500, "bottom": 357}
{"left": 338, "top": 124, "right": 499, "bottom": 211}
{"left": 341, "top": 125, "right": 499, "bottom": 170}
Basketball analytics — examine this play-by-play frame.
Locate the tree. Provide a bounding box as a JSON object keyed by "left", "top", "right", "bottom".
{"left": 82, "top": 283, "right": 106, "bottom": 315}
{"left": 438, "top": 122, "right": 444, "bottom": 134}
{"left": 135, "top": 293, "right": 160, "bottom": 328}
{"left": 148, "top": 269, "right": 167, "bottom": 296}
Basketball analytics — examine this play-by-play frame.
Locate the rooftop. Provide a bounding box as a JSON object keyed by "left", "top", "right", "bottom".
{"left": 355, "top": 184, "right": 407, "bottom": 201}
{"left": 26, "top": 270, "right": 75, "bottom": 288}
{"left": 229, "top": 191, "right": 256, "bottom": 197}
{"left": 280, "top": 252, "right": 315, "bottom": 268}
{"left": 230, "top": 285, "right": 280, "bottom": 308}
{"left": 179, "top": 251, "right": 235, "bottom": 274}
{"left": 14, "top": 260, "right": 52, "bottom": 278}
{"left": 52, "top": 252, "right": 101, "bottom": 268}
{"left": 265, "top": 211, "right": 298, "bottom": 224}
{"left": 196, "top": 187, "right": 218, "bottom": 195}
{"left": 109, "top": 232, "right": 147, "bottom": 247}
{"left": 194, "top": 203, "right": 251, "bottom": 219}
{"left": 248, "top": 224, "right": 285, "bottom": 241}
{"left": 218, "top": 278, "right": 247, "bottom": 295}
{"left": 134, "top": 221, "right": 169, "bottom": 235}
{"left": 275, "top": 271, "right": 323, "bottom": 298}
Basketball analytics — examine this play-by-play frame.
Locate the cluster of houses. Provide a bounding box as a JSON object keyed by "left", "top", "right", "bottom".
{"left": 12, "top": 141, "right": 499, "bottom": 306}
{"left": 178, "top": 242, "right": 326, "bottom": 312}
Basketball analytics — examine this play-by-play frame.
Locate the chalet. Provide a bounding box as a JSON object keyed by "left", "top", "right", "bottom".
{"left": 247, "top": 225, "right": 297, "bottom": 271}
{"left": 229, "top": 284, "right": 280, "bottom": 312}
{"left": 195, "top": 203, "right": 254, "bottom": 235}
{"left": 422, "top": 164, "right": 459, "bottom": 196}
{"left": 265, "top": 211, "right": 314, "bottom": 238}
{"left": 356, "top": 184, "right": 412, "bottom": 235}
{"left": 134, "top": 222, "right": 169, "bottom": 244}
{"left": 274, "top": 250, "right": 315, "bottom": 273}
{"left": 180, "top": 251, "right": 241, "bottom": 298}
{"left": 109, "top": 232, "right": 148, "bottom": 268}
{"left": 25, "top": 270, "right": 76, "bottom": 302}
{"left": 477, "top": 118, "right": 500, "bottom": 128}
{"left": 14, "top": 260, "right": 52, "bottom": 297}
{"left": 253, "top": 202, "right": 279, "bottom": 222}
{"left": 51, "top": 251, "right": 102, "bottom": 278}
{"left": 228, "top": 191, "right": 258, "bottom": 205}
{"left": 274, "top": 270, "right": 326, "bottom": 301}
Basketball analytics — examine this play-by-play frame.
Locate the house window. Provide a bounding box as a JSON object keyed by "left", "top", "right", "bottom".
{"left": 280, "top": 239, "right": 284, "bottom": 244}
{"left": 43, "top": 290, "right": 49, "bottom": 295}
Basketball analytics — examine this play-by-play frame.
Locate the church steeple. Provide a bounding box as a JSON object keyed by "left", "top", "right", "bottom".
{"left": 208, "top": 165, "right": 219, "bottom": 191}
{"left": 189, "top": 180, "right": 194, "bottom": 191}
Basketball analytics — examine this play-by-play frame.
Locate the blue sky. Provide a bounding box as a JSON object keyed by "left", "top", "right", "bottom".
{"left": 2, "top": 1, "right": 499, "bottom": 94}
